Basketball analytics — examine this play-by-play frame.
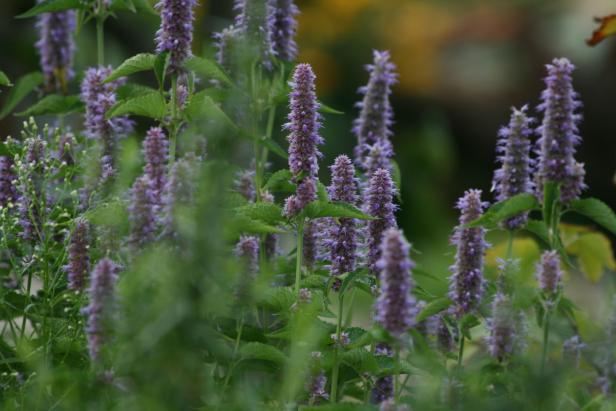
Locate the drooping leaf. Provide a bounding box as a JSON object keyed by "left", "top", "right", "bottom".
{"left": 568, "top": 198, "right": 616, "bottom": 236}
{"left": 318, "top": 101, "right": 344, "bottom": 115}
{"left": 104, "top": 53, "right": 157, "bottom": 84}
{"left": 16, "top": 94, "right": 82, "bottom": 117}
{"left": 107, "top": 92, "right": 166, "bottom": 120}
{"left": 240, "top": 342, "right": 287, "bottom": 365}
{"left": 17, "top": 0, "right": 84, "bottom": 18}
{"left": 587, "top": 14, "right": 616, "bottom": 46}
{"left": 260, "top": 137, "right": 288, "bottom": 160}
{"left": 0, "top": 71, "right": 11, "bottom": 87}
{"left": 233, "top": 214, "right": 284, "bottom": 234}
{"left": 523, "top": 219, "right": 550, "bottom": 246}
{"left": 304, "top": 201, "right": 374, "bottom": 220}
{"left": 415, "top": 297, "right": 452, "bottom": 323}
{"left": 234, "top": 202, "right": 284, "bottom": 225}
{"left": 184, "top": 56, "right": 233, "bottom": 87}
{"left": 542, "top": 181, "right": 560, "bottom": 229}
{"left": 561, "top": 225, "right": 616, "bottom": 283}
{"left": 0, "top": 72, "right": 44, "bottom": 119}
{"left": 468, "top": 193, "right": 540, "bottom": 229}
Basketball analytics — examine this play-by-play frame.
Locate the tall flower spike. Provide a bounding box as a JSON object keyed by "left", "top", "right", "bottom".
{"left": 371, "top": 376, "right": 393, "bottom": 404}
{"left": 449, "top": 189, "right": 489, "bottom": 317}
{"left": 65, "top": 218, "right": 90, "bottom": 291}
{"left": 82, "top": 258, "right": 119, "bottom": 363}
{"left": 18, "top": 138, "right": 47, "bottom": 242}
{"left": 235, "top": 236, "right": 260, "bottom": 279}
{"left": 284, "top": 64, "right": 323, "bottom": 217}
{"left": 536, "top": 250, "right": 562, "bottom": 296}
{"left": 365, "top": 169, "right": 398, "bottom": 276}
{"left": 0, "top": 156, "right": 17, "bottom": 209}
{"left": 375, "top": 228, "right": 417, "bottom": 336}
{"left": 353, "top": 50, "right": 397, "bottom": 169}
{"left": 143, "top": 127, "right": 169, "bottom": 206}
{"left": 128, "top": 175, "right": 157, "bottom": 249}
{"left": 35, "top": 6, "right": 76, "bottom": 92}
{"left": 263, "top": 191, "right": 279, "bottom": 259}
{"left": 235, "top": 170, "right": 256, "bottom": 202}
{"left": 492, "top": 105, "right": 534, "bottom": 230}
{"left": 271, "top": 0, "right": 299, "bottom": 62}
{"left": 536, "top": 58, "right": 585, "bottom": 203}
{"left": 162, "top": 153, "right": 198, "bottom": 239}
{"left": 485, "top": 293, "right": 517, "bottom": 362}
{"left": 327, "top": 155, "right": 359, "bottom": 278}
{"left": 155, "top": 0, "right": 198, "bottom": 75}
{"left": 234, "top": 0, "right": 276, "bottom": 69}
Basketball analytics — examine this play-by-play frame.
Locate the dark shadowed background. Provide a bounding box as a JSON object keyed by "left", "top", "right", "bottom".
{"left": 1, "top": 0, "right": 615, "bottom": 274}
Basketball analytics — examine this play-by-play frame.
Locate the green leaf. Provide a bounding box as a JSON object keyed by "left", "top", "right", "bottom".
{"left": 264, "top": 169, "right": 293, "bottom": 192}
{"left": 523, "top": 219, "right": 550, "bottom": 245}
{"left": 239, "top": 342, "right": 287, "bottom": 365}
{"left": 104, "top": 53, "right": 157, "bottom": 84}
{"left": 0, "top": 72, "right": 44, "bottom": 119}
{"left": 566, "top": 231, "right": 616, "bottom": 283}
{"left": 17, "top": 0, "right": 84, "bottom": 18}
{"left": 116, "top": 83, "right": 158, "bottom": 100}
{"left": 130, "top": 0, "right": 156, "bottom": 14}
{"left": 260, "top": 137, "right": 288, "bottom": 160}
{"left": 233, "top": 214, "right": 284, "bottom": 234}
{"left": 184, "top": 90, "right": 236, "bottom": 128}
{"left": 305, "top": 201, "right": 374, "bottom": 220}
{"left": 0, "top": 71, "right": 12, "bottom": 87}
{"left": 16, "top": 94, "right": 82, "bottom": 117}
{"left": 184, "top": 56, "right": 233, "bottom": 87}
{"left": 415, "top": 297, "right": 452, "bottom": 322}
{"left": 543, "top": 181, "right": 560, "bottom": 229}
{"left": 317, "top": 181, "right": 329, "bottom": 202}
{"left": 154, "top": 52, "right": 170, "bottom": 88}
{"left": 339, "top": 268, "right": 368, "bottom": 296}
{"left": 110, "top": 0, "right": 156, "bottom": 14}
{"left": 107, "top": 92, "right": 166, "bottom": 120}
{"left": 234, "top": 202, "right": 284, "bottom": 225}
{"left": 391, "top": 159, "right": 402, "bottom": 190}
{"left": 469, "top": 193, "right": 540, "bottom": 229}
{"left": 318, "top": 101, "right": 344, "bottom": 115}
{"left": 568, "top": 198, "right": 616, "bottom": 236}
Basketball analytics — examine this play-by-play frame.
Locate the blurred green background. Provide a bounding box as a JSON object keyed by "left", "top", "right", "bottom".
{"left": 0, "top": 0, "right": 615, "bottom": 276}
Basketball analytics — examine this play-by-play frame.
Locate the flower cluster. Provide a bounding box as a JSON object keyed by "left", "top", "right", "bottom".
{"left": 142, "top": 127, "right": 169, "bottom": 207}
{"left": 155, "top": 0, "right": 198, "bottom": 75}
{"left": 36, "top": 6, "right": 76, "bottom": 91}
{"left": 536, "top": 250, "right": 562, "bottom": 296}
{"left": 270, "top": 0, "right": 299, "bottom": 61}
{"left": 65, "top": 218, "right": 90, "bottom": 291}
{"left": 128, "top": 175, "right": 157, "bottom": 249}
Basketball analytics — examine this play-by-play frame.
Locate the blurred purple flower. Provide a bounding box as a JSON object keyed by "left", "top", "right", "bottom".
{"left": 235, "top": 169, "right": 256, "bottom": 202}
{"left": 65, "top": 218, "right": 90, "bottom": 291}
{"left": 271, "top": 0, "right": 299, "bottom": 61}
{"left": 162, "top": 153, "right": 198, "bottom": 239}
{"left": 35, "top": 6, "right": 76, "bottom": 91}
{"left": 485, "top": 293, "right": 517, "bottom": 362}
{"left": 155, "top": 0, "right": 198, "bottom": 75}
{"left": 0, "top": 156, "right": 17, "bottom": 209}
{"left": 128, "top": 175, "right": 157, "bottom": 249}
{"left": 536, "top": 250, "right": 562, "bottom": 296}
{"left": 235, "top": 235, "right": 259, "bottom": 278}
{"left": 234, "top": 0, "right": 276, "bottom": 69}
{"left": 143, "top": 127, "right": 169, "bottom": 206}
{"left": 371, "top": 376, "right": 393, "bottom": 404}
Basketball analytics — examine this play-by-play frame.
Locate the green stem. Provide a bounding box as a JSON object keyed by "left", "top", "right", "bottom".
{"left": 506, "top": 230, "right": 514, "bottom": 260}
{"left": 394, "top": 344, "right": 401, "bottom": 405}
{"left": 96, "top": 17, "right": 105, "bottom": 66}
{"left": 330, "top": 292, "right": 345, "bottom": 403}
{"left": 223, "top": 312, "right": 245, "bottom": 391}
{"left": 169, "top": 76, "right": 178, "bottom": 163}
{"left": 457, "top": 327, "right": 465, "bottom": 369}
{"left": 541, "top": 308, "right": 551, "bottom": 373}
{"left": 294, "top": 219, "right": 305, "bottom": 296}
{"left": 19, "top": 267, "right": 34, "bottom": 341}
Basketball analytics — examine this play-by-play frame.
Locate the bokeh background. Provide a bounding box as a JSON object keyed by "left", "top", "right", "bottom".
{"left": 0, "top": 0, "right": 615, "bottom": 286}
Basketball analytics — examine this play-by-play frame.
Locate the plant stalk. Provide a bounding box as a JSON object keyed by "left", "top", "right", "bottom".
{"left": 294, "top": 219, "right": 305, "bottom": 297}
{"left": 330, "top": 292, "right": 345, "bottom": 402}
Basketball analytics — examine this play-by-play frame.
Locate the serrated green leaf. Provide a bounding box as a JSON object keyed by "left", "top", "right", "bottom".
{"left": 263, "top": 287, "right": 296, "bottom": 312}
{"left": 16, "top": 94, "right": 82, "bottom": 117}
{"left": 107, "top": 92, "right": 166, "bottom": 120}
{"left": 154, "top": 52, "right": 170, "bottom": 88}
{"left": 0, "top": 71, "right": 11, "bottom": 87}
{"left": 569, "top": 198, "right": 616, "bottom": 236}
{"left": 116, "top": 83, "right": 158, "bottom": 100}
{"left": 566, "top": 231, "right": 616, "bottom": 283}
{"left": 17, "top": 0, "right": 84, "bottom": 18}
{"left": 104, "top": 53, "right": 156, "bottom": 84}
{"left": 341, "top": 348, "right": 378, "bottom": 374}
{"left": 234, "top": 202, "right": 284, "bottom": 225}
{"left": 523, "top": 219, "right": 550, "bottom": 245}
{"left": 469, "top": 193, "right": 539, "bottom": 229}
{"left": 0, "top": 72, "right": 44, "bottom": 119}
{"left": 305, "top": 201, "right": 374, "bottom": 220}
{"left": 234, "top": 214, "right": 284, "bottom": 234}
{"left": 264, "top": 169, "right": 293, "bottom": 192}
{"left": 184, "top": 56, "right": 233, "bottom": 87}
{"left": 415, "top": 297, "right": 452, "bottom": 322}
{"left": 240, "top": 342, "right": 287, "bottom": 365}
{"left": 317, "top": 181, "right": 329, "bottom": 202}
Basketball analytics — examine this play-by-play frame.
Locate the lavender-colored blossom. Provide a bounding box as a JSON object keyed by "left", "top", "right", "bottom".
{"left": 234, "top": 0, "right": 276, "bottom": 69}
{"left": 536, "top": 250, "right": 562, "bottom": 296}
{"left": 307, "top": 371, "right": 328, "bottom": 404}
{"left": 235, "top": 170, "right": 256, "bottom": 202}
{"left": 0, "top": 156, "right": 17, "bottom": 208}
{"left": 284, "top": 177, "right": 317, "bottom": 217}
{"left": 56, "top": 132, "right": 76, "bottom": 166}
{"left": 263, "top": 191, "right": 279, "bottom": 259}
{"left": 492, "top": 105, "right": 534, "bottom": 230}
{"left": 35, "top": 6, "right": 76, "bottom": 91}
{"left": 214, "top": 26, "right": 241, "bottom": 72}
{"left": 326, "top": 155, "right": 359, "bottom": 278}
{"left": 563, "top": 335, "right": 585, "bottom": 368}
{"left": 235, "top": 236, "right": 260, "bottom": 283}
{"left": 65, "top": 218, "right": 90, "bottom": 291}
{"left": 375, "top": 228, "right": 417, "bottom": 336}
{"left": 303, "top": 219, "right": 318, "bottom": 270}
{"left": 436, "top": 315, "right": 455, "bottom": 353}
{"left": 371, "top": 376, "right": 393, "bottom": 404}
{"left": 18, "top": 138, "right": 47, "bottom": 242}
{"left": 162, "top": 154, "right": 198, "bottom": 239}
{"left": 142, "top": 127, "right": 169, "bottom": 206}
{"left": 485, "top": 293, "right": 517, "bottom": 362}
{"left": 365, "top": 169, "right": 398, "bottom": 276}
{"left": 128, "top": 175, "right": 157, "bottom": 249}
{"left": 271, "top": 0, "right": 299, "bottom": 61}
{"left": 535, "top": 58, "right": 585, "bottom": 203}
{"left": 82, "top": 258, "right": 119, "bottom": 363}
{"left": 353, "top": 50, "right": 397, "bottom": 169}
{"left": 448, "top": 189, "right": 489, "bottom": 317}
{"left": 155, "top": 0, "right": 198, "bottom": 75}
{"left": 364, "top": 141, "right": 393, "bottom": 179}
{"left": 380, "top": 399, "right": 411, "bottom": 411}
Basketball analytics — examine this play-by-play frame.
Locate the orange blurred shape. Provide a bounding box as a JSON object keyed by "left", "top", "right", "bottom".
{"left": 587, "top": 14, "right": 616, "bottom": 46}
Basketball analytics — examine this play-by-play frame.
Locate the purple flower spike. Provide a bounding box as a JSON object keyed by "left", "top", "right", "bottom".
{"left": 234, "top": 0, "right": 276, "bottom": 69}
{"left": 235, "top": 169, "right": 256, "bottom": 202}
{"left": 535, "top": 58, "right": 586, "bottom": 203}
{"left": 155, "top": 0, "right": 198, "bottom": 75}
{"left": 83, "top": 258, "right": 119, "bottom": 363}
{"left": 365, "top": 169, "right": 398, "bottom": 276}
{"left": 214, "top": 26, "right": 241, "bottom": 72}
{"left": 235, "top": 235, "right": 259, "bottom": 278}
{"left": 271, "top": 0, "right": 299, "bottom": 62}
{"left": 536, "top": 250, "right": 562, "bottom": 296}
{"left": 18, "top": 138, "right": 46, "bottom": 242}
{"left": 353, "top": 50, "right": 397, "bottom": 169}
{"left": 0, "top": 156, "right": 17, "bottom": 209}
{"left": 143, "top": 127, "right": 169, "bottom": 206}
{"left": 485, "top": 293, "right": 517, "bottom": 362}
{"left": 162, "top": 154, "right": 198, "bottom": 239}
{"left": 327, "top": 155, "right": 359, "bottom": 277}
{"left": 128, "top": 175, "right": 157, "bottom": 249}
{"left": 284, "top": 177, "right": 317, "bottom": 217}
{"left": 492, "top": 105, "right": 534, "bottom": 230}
{"left": 375, "top": 228, "right": 417, "bottom": 336}
{"left": 371, "top": 376, "right": 393, "bottom": 404}
{"left": 65, "top": 218, "right": 90, "bottom": 291}
{"left": 36, "top": 6, "right": 76, "bottom": 91}
{"left": 448, "top": 189, "right": 489, "bottom": 317}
